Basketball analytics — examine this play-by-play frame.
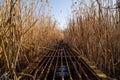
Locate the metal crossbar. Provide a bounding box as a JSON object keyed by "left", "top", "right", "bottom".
{"left": 20, "top": 43, "right": 105, "bottom": 80}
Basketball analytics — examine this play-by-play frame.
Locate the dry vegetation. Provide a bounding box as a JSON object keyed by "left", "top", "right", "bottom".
{"left": 64, "top": 0, "right": 120, "bottom": 79}
{"left": 0, "top": 0, "right": 62, "bottom": 79}
{"left": 0, "top": 0, "right": 120, "bottom": 79}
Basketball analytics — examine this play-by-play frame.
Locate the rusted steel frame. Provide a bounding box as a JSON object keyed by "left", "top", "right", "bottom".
{"left": 63, "top": 48, "right": 73, "bottom": 80}
{"left": 79, "top": 58, "right": 102, "bottom": 80}
{"left": 22, "top": 50, "right": 50, "bottom": 74}
{"left": 52, "top": 50, "right": 59, "bottom": 80}
{"left": 38, "top": 50, "right": 57, "bottom": 79}
{"left": 70, "top": 48, "right": 101, "bottom": 80}
{"left": 68, "top": 48, "right": 90, "bottom": 80}
{"left": 44, "top": 56, "right": 74, "bottom": 58}
{"left": 65, "top": 49, "right": 82, "bottom": 80}
{"left": 33, "top": 50, "right": 54, "bottom": 79}
{"left": 44, "top": 50, "right": 58, "bottom": 80}
{"left": 61, "top": 49, "right": 64, "bottom": 80}
{"left": 38, "top": 51, "right": 56, "bottom": 79}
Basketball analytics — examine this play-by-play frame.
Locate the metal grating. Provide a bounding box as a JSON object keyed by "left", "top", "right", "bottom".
{"left": 20, "top": 43, "right": 103, "bottom": 80}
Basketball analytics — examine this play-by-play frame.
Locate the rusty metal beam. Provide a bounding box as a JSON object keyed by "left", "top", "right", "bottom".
{"left": 63, "top": 48, "right": 73, "bottom": 80}
{"left": 20, "top": 42, "right": 108, "bottom": 80}
{"left": 44, "top": 50, "right": 57, "bottom": 80}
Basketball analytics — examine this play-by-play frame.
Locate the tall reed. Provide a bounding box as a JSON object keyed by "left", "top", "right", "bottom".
{"left": 0, "top": 0, "right": 62, "bottom": 79}
{"left": 64, "top": 0, "right": 120, "bottom": 78}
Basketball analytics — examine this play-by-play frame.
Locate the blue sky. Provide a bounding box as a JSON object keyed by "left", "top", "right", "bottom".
{"left": 20, "top": 0, "right": 73, "bottom": 29}
{"left": 50, "top": 0, "right": 73, "bottom": 29}
{"left": 35, "top": 0, "right": 116, "bottom": 29}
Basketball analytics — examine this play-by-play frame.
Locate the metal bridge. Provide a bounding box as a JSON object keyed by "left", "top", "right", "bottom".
{"left": 20, "top": 42, "right": 111, "bottom": 80}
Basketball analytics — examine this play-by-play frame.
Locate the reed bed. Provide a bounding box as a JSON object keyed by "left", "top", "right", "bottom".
{"left": 64, "top": 0, "right": 120, "bottom": 79}
{"left": 0, "top": 0, "right": 62, "bottom": 79}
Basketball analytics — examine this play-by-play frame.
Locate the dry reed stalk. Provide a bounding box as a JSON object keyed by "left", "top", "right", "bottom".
{"left": 0, "top": 0, "right": 62, "bottom": 79}
{"left": 64, "top": 0, "right": 120, "bottom": 79}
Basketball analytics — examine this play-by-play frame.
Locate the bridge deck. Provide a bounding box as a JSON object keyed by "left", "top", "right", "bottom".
{"left": 20, "top": 43, "right": 111, "bottom": 80}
